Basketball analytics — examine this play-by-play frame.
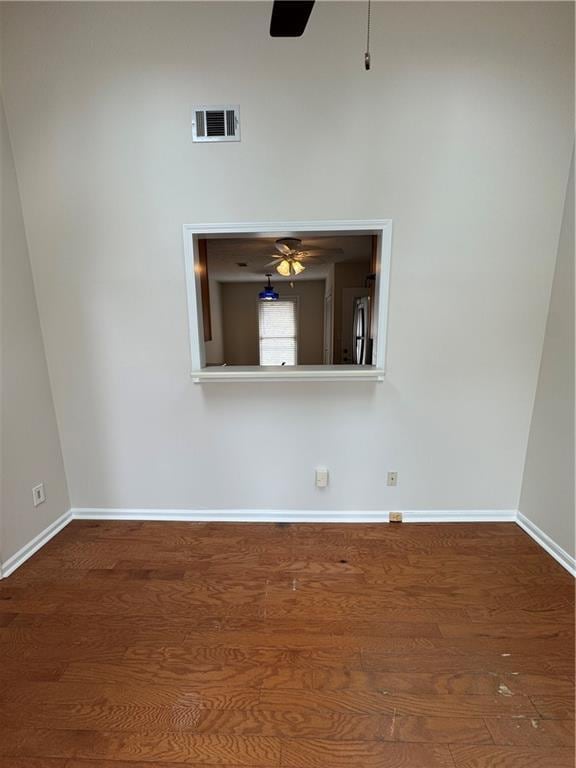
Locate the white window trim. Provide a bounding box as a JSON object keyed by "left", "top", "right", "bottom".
{"left": 182, "top": 220, "right": 392, "bottom": 383}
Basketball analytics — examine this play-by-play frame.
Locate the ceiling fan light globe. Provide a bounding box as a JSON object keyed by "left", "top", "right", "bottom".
{"left": 292, "top": 261, "right": 305, "bottom": 275}
{"left": 276, "top": 260, "right": 291, "bottom": 277}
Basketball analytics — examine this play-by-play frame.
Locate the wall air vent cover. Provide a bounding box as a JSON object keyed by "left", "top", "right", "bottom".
{"left": 192, "top": 105, "right": 240, "bottom": 142}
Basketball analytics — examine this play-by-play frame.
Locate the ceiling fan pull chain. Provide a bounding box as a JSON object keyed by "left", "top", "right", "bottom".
{"left": 365, "top": 0, "right": 371, "bottom": 70}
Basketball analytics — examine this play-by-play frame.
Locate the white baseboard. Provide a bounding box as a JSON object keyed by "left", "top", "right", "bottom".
{"left": 517, "top": 511, "right": 576, "bottom": 577}
{"left": 71, "top": 508, "right": 392, "bottom": 523}
{"left": 0, "top": 509, "right": 72, "bottom": 579}
{"left": 2, "top": 507, "right": 573, "bottom": 579}
{"left": 70, "top": 508, "right": 517, "bottom": 524}
{"left": 401, "top": 510, "right": 517, "bottom": 523}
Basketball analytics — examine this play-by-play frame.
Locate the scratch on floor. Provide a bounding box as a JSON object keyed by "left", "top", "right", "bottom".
{"left": 498, "top": 683, "right": 514, "bottom": 696}
{"left": 389, "top": 707, "right": 397, "bottom": 738}
{"left": 263, "top": 578, "right": 270, "bottom": 618}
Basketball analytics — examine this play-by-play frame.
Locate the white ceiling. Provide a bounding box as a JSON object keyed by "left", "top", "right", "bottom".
{"left": 207, "top": 235, "right": 372, "bottom": 282}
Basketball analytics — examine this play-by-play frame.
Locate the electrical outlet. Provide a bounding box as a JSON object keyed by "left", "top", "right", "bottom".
{"left": 390, "top": 511, "right": 403, "bottom": 523}
{"left": 32, "top": 483, "right": 46, "bottom": 507}
{"left": 387, "top": 471, "right": 398, "bottom": 487}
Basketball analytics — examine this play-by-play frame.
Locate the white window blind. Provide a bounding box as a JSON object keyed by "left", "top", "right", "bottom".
{"left": 258, "top": 299, "right": 297, "bottom": 366}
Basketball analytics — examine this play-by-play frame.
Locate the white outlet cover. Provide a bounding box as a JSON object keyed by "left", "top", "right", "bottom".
{"left": 32, "top": 483, "right": 46, "bottom": 506}
{"left": 315, "top": 468, "right": 329, "bottom": 488}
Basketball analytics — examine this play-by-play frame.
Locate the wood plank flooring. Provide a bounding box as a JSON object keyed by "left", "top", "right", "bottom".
{"left": 0, "top": 520, "right": 573, "bottom": 767}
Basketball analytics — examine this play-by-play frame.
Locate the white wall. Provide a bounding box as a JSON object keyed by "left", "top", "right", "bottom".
{"left": 519, "top": 157, "right": 574, "bottom": 557}
{"left": 0, "top": 91, "right": 69, "bottom": 563}
{"left": 1, "top": 2, "right": 573, "bottom": 513}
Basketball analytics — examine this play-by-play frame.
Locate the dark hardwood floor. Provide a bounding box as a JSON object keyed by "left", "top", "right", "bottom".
{"left": 0, "top": 520, "right": 573, "bottom": 767}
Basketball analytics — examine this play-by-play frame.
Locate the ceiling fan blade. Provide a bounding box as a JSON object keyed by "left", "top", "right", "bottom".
{"left": 265, "top": 257, "right": 283, "bottom": 266}
{"left": 299, "top": 257, "right": 326, "bottom": 266}
{"left": 294, "top": 251, "right": 330, "bottom": 262}
{"left": 270, "top": 1, "right": 315, "bottom": 37}
{"left": 275, "top": 243, "right": 294, "bottom": 256}
{"left": 304, "top": 247, "right": 344, "bottom": 255}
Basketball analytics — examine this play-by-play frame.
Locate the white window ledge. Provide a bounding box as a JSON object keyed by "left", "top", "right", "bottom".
{"left": 192, "top": 365, "right": 385, "bottom": 383}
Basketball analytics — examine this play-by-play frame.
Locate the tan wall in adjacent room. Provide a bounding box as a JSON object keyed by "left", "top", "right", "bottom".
{"left": 222, "top": 280, "right": 325, "bottom": 366}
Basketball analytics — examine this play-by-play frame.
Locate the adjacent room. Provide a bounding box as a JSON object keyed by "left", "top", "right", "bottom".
{"left": 201, "top": 233, "right": 377, "bottom": 368}
{"left": 0, "top": 2, "right": 574, "bottom": 767}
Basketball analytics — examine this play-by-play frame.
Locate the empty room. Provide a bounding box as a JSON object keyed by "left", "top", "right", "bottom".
{"left": 0, "top": 2, "right": 574, "bottom": 767}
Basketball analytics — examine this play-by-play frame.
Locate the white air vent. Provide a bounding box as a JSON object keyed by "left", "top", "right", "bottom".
{"left": 192, "top": 105, "right": 240, "bottom": 142}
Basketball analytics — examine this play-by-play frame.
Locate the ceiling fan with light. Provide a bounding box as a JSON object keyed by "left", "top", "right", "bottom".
{"left": 266, "top": 238, "right": 343, "bottom": 277}
{"left": 270, "top": 0, "right": 373, "bottom": 71}
{"left": 270, "top": 1, "right": 315, "bottom": 37}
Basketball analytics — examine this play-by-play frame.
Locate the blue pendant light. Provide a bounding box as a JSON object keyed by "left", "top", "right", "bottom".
{"left": 259, "top": 273, "right": 279, "bottom": 301}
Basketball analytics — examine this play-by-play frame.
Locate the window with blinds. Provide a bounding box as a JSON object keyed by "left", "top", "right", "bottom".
{"left": 258, "top": 299, "right": 298, "bottom": 366}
